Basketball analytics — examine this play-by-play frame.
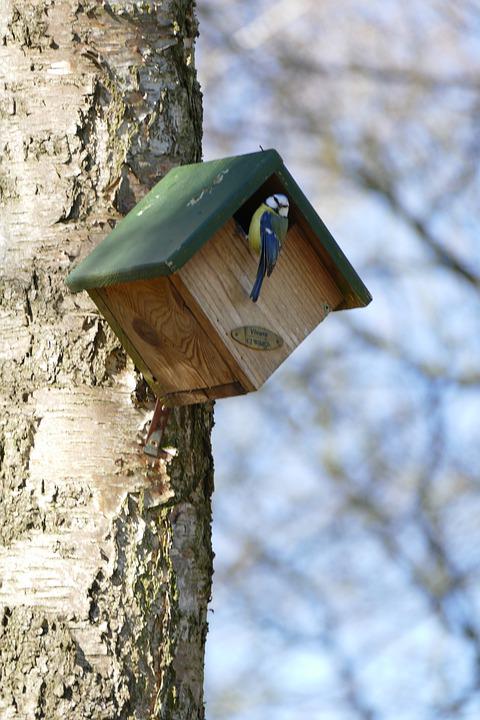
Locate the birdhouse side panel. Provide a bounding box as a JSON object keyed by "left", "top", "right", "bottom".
{"left": 176, "top": 218, "right": 344, "bottom": 390}
{"left": 88, "top": 288, "right": 159, "bottom": 392}
{"left": 94, "top": 277, "right": 242, "bottom": 402}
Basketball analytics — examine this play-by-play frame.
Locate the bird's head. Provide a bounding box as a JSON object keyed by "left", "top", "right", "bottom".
{"left": 265, "top": 194, "right": 289, "bottom": 218}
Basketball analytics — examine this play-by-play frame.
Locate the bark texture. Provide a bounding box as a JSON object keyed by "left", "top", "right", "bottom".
{"left": 0, "top": 2, "right": 213, "bottom": 718}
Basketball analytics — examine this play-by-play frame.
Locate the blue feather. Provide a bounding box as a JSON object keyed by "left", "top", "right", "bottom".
{"left": 250, "top": 212, "right": 281, "bottom": 302}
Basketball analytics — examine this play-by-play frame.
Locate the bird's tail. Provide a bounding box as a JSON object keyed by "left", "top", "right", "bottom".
{"left": 250, "top": 267, "right": 264, "bottom": 303}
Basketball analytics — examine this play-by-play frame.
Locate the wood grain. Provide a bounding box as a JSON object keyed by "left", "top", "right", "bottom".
{"left": 177, "top": 218, "right": 344, "bottom": 389}
{"left": 89, "top": 288, "right": 159, "bottom": 392}
{"left": 170, "top": 273, "right": 256, "bottom": 393}
{"left": 100, "top": 276, "right": 237, "bottom": 397}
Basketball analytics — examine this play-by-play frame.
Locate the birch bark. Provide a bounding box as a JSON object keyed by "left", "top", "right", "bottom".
{"left": 0, "top": 2, "right": 212, "bottom": 718}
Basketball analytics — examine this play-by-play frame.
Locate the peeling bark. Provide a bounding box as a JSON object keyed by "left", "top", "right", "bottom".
{"left": 0, "top": 2, "right": 212, "bottom": 718}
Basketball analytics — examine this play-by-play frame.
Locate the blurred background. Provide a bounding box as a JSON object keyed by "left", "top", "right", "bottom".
{"left": 196, "top": 2, "right": 480, "bottom": 718}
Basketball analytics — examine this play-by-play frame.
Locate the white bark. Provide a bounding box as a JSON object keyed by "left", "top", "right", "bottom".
{"left": 0, "top": 2, "right": 212, "bottom": 718}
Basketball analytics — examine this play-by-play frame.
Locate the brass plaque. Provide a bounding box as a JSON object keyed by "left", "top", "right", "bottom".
{"left": 231, "top": 326, "right": 283, "bottom": 351}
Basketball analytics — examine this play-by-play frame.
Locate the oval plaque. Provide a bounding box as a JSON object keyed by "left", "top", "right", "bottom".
{"left": 231, "top": 325, "right": 283, "bottom": 351}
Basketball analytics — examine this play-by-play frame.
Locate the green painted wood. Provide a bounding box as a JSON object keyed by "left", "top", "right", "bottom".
{"left": 67, "top": 150, "right": 282, "bottom": 292}
{"left": 66, "top": 149, "right": 372, "bottom": 309}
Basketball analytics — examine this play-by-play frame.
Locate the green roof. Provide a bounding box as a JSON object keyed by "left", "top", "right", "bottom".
{"left": 66, "top": 149, "right": 371, "bottom": 308}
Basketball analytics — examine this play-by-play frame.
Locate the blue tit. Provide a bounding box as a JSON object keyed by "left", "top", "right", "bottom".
{"left": 248, "top": 193, "right": 289, "bottom": 302}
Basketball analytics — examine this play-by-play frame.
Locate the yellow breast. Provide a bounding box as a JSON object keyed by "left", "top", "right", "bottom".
{"left": 248, "top": 203, "right": 271, "bottom": 255}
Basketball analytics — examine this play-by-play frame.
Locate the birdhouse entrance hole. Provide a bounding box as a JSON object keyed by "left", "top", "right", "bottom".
{"left": 233, "top": 172, "right": 297, "bottom": 236}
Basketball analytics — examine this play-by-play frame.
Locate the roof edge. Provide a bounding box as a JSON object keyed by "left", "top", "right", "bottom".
{"left": 66, "top": 149, "right": 283, "bottom": 293}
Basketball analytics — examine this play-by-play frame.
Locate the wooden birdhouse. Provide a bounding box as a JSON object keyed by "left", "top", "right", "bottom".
{"left": 66, "top": 150, "right": 371, "bottom": 406}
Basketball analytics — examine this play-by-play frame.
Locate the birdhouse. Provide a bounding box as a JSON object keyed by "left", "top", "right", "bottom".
{"left": 66, "top": 150, "right": 371, "bottom": 406}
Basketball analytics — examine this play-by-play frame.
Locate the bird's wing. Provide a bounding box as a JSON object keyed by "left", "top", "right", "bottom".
{"left": 260, "top": 211, "right": 280, "bottom": 277}
{"left": 270, "top": 213, "right": 288, "bottom": 246}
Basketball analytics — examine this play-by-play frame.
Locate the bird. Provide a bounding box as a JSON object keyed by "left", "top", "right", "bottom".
{"left": 248, "top": 193, "right": 289, "bottom": 302}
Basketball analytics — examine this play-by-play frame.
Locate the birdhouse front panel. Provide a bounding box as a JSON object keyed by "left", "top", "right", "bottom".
{"left": 175, "top": 218, "right": 343, "bottom": 391}
{"left": 66, "top": 150, "right": 371, "bottom": 406}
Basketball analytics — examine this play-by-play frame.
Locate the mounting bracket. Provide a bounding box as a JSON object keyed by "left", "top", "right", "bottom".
{"left": 144, "top": 400, "right": 171, "bottom": 459}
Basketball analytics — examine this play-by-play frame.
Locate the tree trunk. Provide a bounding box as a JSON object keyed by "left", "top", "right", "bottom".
{"left": 0, "top": 2, "right": 213, "bottom": 718}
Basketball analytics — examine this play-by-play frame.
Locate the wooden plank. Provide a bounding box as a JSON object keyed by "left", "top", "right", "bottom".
{"left": 162, "top": 381, "right": 246, "bottom": 407}
{"left": 100, "top": 277, "right": 236, "bottom": 396}
{"left": 89, "top": 288, "right": 162, "bottom": 396}
{"left": 177, "top": 218, "right": 344, "bottom": 389}
{"left": 170, "top": 274, "right": 256, "bottom": 393}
